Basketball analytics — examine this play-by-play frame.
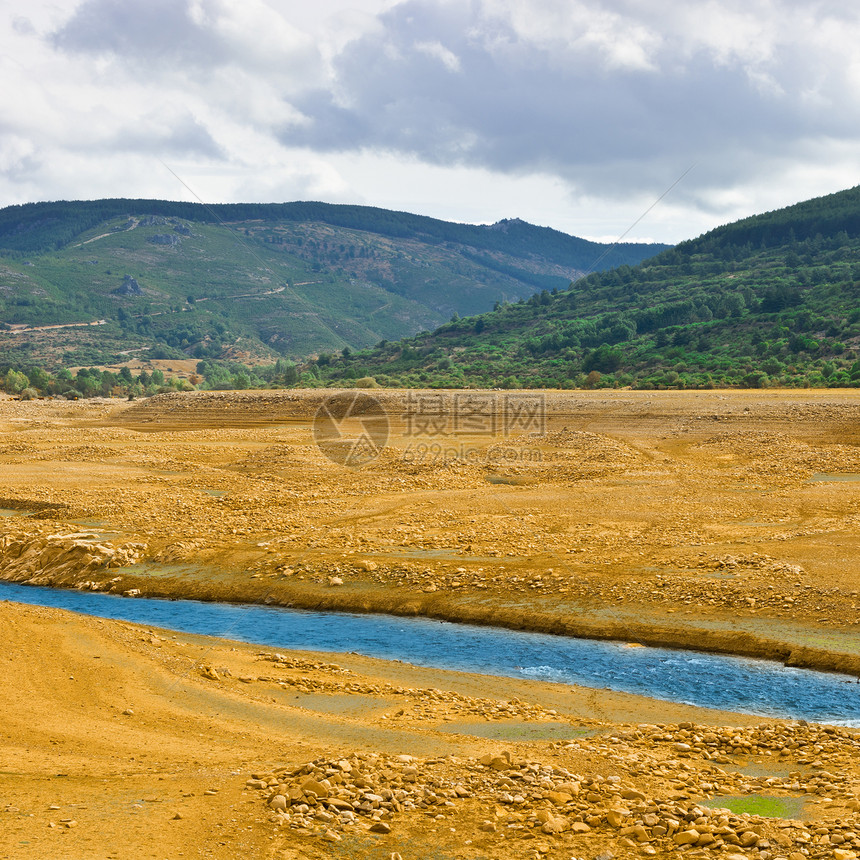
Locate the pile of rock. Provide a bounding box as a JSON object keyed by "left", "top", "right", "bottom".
{"left": 258, "top": 653, "right": 354, "bottom": 675}
{"left": 616, "top": 722, "right": 860, "bottom": 773}
{"left": 248, "top": 752, "right": 453, "bottom": 843}
{"left": 249, "top": 659, "right": 560, "bottom": 723}
{"left": 249, "top": 725, "right": 860, "bottom": 855}
{"left": 0, "top": 529, "right": 146, "bottom": 587}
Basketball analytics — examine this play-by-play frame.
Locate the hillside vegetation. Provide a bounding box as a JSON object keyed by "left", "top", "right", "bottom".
{"left": 0, "top": 199, "right": 665, "bottom": 368}
{"left": 314, "top": 186, "right": 860, "bottom": 389}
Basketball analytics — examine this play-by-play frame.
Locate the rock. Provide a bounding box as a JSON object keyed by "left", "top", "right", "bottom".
{"left": 832, "top": 851, "right": 856, "bottom": 860}
{"left": 328, "top": 576, "right": 344, "bottom": 586}
{"left": 369, "top": 821, "right": 391, "bottom": 834}
{"left": 200, "top": 666, "right": 220, "bottom": 681}
{"left": 122, "top": 708, "right": 134, "bottom": 716}
{"left": 620, "top": 788, "right": 646, "bottom": 800}
{"left": 479, "top": 821, "right": 497, "bottom": 833}
{"left": 301, "top": 779, "right": 329, "bottom": 799}
{"left": 112, "top": 275, "right": 143, "bottom": 296}
{"left": 570, "top": 822, "right": 592, "bottom": 833}
{"left": 148, "top": 233, "right": 182, "bottom": 246}
{"left": 632, "top": 824, "right": 651, "bottom": 842}
{"left": 739, "top": 830, "right": 759, "bottom": 847}
{"left": 546, "top": 790, "right": 572, "bottom": 806}
{"left": 606, "top": 809, "right": 626, "bottom": 828}
{"left": 269, "top": 795, "right": 288, "bottom": 812}
{"left": 541, "top": 818, "right": 565, "bottom": 834}
{"left": 673, "top": 829, "right": 701, "bottom": 845}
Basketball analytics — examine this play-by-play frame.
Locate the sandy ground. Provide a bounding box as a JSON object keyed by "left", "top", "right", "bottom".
{"left": 1, "top": 389, "right": 860, "bottom": 858}
{"left": 3, "top": 601, "right": 858, "bottom": 860}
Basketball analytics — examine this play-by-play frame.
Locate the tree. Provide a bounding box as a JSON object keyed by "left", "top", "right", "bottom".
{"left": 583, "top": 344, "right": 623, "bottom": 373}
{"left": 2, "top": 369, "right": 29, "bottom": 394}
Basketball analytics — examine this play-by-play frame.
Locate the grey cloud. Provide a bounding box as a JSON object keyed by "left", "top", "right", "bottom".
{"left": 282, "top": 0, "right": 860, "bottom": 200}
{"left": 102, "top": 112, "right": 226, "bottom": 160}
{"left": 50, "top": 0, "right": 320, "bottom": 82}
{"left": 12, "top": 16, "right": 36, "bottom": 36}
{"left": 52, "top": 0, "right": 229, "bottom": 65}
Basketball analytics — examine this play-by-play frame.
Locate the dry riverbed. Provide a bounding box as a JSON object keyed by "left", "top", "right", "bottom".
{"left": 2, "top": 601, "right": 859, "bottom": 860}
{"left": 1, "top": 389, "right": 860, "bottom": 858}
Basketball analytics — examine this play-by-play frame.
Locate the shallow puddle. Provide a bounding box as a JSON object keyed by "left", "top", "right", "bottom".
{"left": 484, "top": 474, "right": 534, "bottom": 486}
{"left": 716, "top": 760, "right": 812, "bottom": 778}
{"left": 441, "top": 720, "right": 595, "bottom": 741}
{"left": 120, "top": 562, "right": 200, "bottom": 578}
{"left": 380, "top": 548, "right": 466, "bottom": 560}
{"left": 285, "top": 692, "right": 388, "bottom": 717}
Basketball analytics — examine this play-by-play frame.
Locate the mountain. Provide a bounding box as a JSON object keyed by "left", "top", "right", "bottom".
{"left": 313, "top": 186, "right": 860, "bottom": 389}
{"left": 0, "top": 199, "right": 667, "bottom": 368}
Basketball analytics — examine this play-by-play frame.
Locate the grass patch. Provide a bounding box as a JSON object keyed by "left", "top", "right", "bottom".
{"left": 703, "top": 794, "right": 808, "bottom": 818}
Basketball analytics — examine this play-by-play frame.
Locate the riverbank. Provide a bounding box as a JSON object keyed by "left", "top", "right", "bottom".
{"left": 3, "top": 599, "right": 859, "bottom": 860}
{"left": 2, "top": 544, "right": 859, "bottom": 679}
{"left": 1, "top": 389, "right": 859, "bottom": 677}
{"left": 2, "top": 390, "right": 860, "bottom": 858}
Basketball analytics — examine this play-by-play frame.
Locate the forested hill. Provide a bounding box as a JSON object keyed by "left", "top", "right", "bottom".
{"left": 0, "top": 199, "right": 666, "bottom": 368}
{"left": 314, "top": 185, "right": 860, "bottom": 389}
{"left": 0, "top": 199, "right": 663, "bottom": 270}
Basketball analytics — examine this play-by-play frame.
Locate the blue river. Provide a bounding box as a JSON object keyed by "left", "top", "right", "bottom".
{"left": 2, "top": 581, "right": 858, "bottom": 724}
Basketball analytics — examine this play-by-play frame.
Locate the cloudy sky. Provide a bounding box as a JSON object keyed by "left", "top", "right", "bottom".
{"left": 2, "top": 0, "right": 860, "bottom": 243}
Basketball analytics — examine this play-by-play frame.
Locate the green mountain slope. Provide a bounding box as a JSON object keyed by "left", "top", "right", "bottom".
{"left": 0, "top": 200, "right": 666, "bottom": 368}
{"left": 314, "top": 186, "right": 860, "bottom": 389}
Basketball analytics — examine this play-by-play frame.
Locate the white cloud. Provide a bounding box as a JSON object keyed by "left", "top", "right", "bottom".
{"left": 414, "top": 40, "right": 461, "bottom": 72}
{"left": 0, "top": 0, "right": 859, "bottom": 242}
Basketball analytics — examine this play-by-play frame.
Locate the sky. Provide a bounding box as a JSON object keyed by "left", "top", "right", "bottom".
{"left": 2, "top": 0, "right": 860, "bottom": 244}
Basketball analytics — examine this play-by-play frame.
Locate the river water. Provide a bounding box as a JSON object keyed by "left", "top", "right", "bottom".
{"left": 2, "top": 581, "right": 858, "bottom": 724}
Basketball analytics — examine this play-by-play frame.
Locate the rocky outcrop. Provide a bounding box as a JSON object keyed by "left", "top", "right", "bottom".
{"left": 147, "top": 234, "right": 181, "bottom": 246}
{"left": 0, "top": 530, "right": 146, "bottom": 588}
{"left": 112, "top": 274, "right": 143, "bottom": 295}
